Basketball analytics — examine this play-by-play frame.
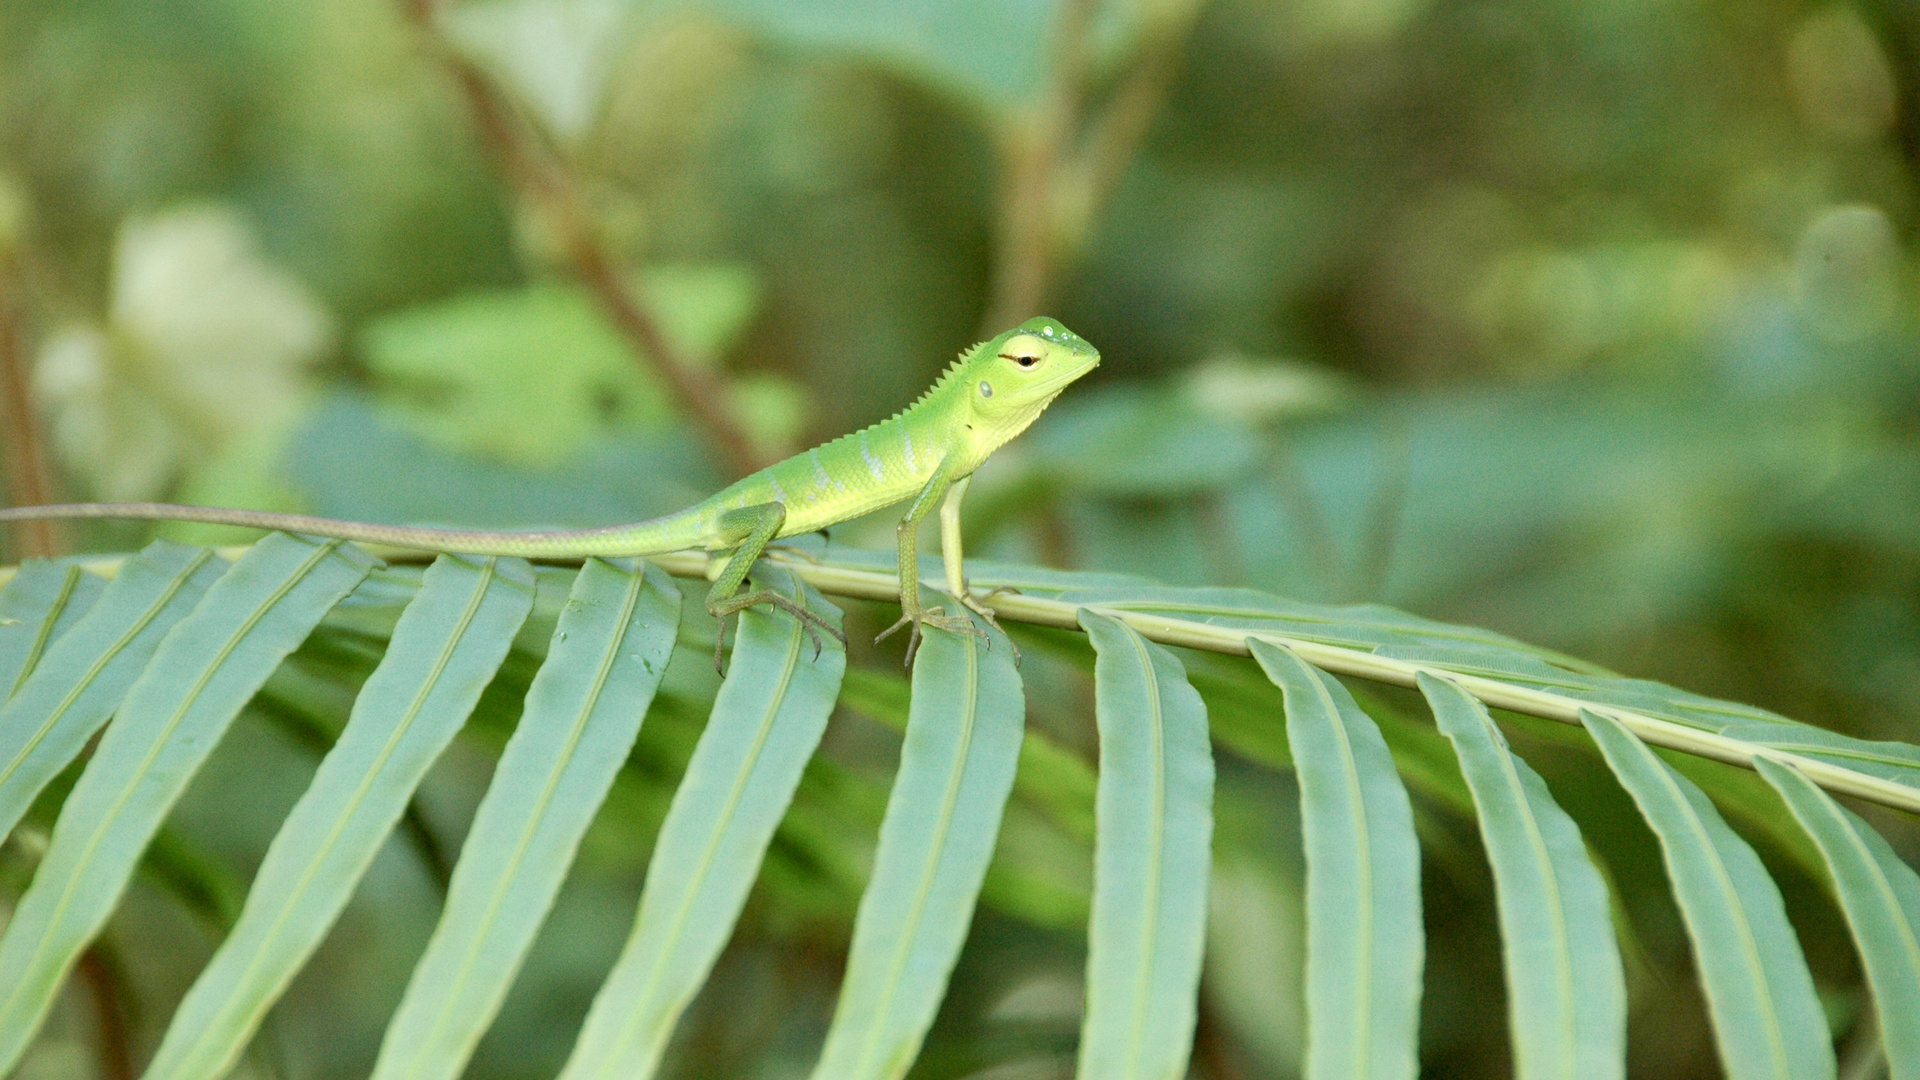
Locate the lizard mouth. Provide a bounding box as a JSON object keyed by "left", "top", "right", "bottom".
{"left": 1022, "top": 354, "right": 1098, "bottom": 398}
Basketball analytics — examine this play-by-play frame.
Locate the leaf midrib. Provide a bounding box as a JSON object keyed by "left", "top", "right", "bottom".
{"left": 7, "top": 566, "right": 83, "bottom": 702}
{"left": 1118, "top": 626, "right": 1167, "bottom": 1080}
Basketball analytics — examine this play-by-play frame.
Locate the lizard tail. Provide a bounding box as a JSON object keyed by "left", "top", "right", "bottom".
{"left": 0, "top": 503, "right": 714, "bottom": 560}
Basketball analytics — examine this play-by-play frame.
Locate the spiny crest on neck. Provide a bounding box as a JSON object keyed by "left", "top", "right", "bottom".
{"left": 905, "top": 337, "right": 991, "bottom": 412}
{"left": 833, "top": 337, "right": 995, "bottom": 449}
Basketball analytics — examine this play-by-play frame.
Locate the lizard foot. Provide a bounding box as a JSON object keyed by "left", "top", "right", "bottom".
{"left": 875, "top": 607, "right": 988, "bottom": 668}
{"left": 709, "top": 589, "right": 847, "bottom": 676}
{"left": 955, "top": 584, "right": 1022, "bottom": 667}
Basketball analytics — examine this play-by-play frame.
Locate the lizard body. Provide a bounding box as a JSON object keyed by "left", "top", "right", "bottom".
{"left": 0, "top": 317, "right": 1101, "bottom": 666}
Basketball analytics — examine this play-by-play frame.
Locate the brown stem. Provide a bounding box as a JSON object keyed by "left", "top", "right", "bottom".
{"left": 1071, "top": 14, "right": 1192, "bottom": 233}
{"left": 1190, "top": 989, "right": 1246, "bottom": 1080}
{"left": 76, "top": 943, "right": 135, "bottom": 1080}
{"left": 399, "top": 0, "right": 764, "bottom": 477}
{"left": 0, "top": 252, "right": 58, "bottom": 559}
{"left": 980, "top": 0, "right": 1100, "bottom": 334}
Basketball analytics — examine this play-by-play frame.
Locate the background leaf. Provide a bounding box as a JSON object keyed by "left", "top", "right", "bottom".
{"left": 700, "top": 0, "right": 1056, "bottom": 115}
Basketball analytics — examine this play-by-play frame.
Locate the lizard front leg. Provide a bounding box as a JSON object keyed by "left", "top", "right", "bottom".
{"left": 705, "top": 502, "right": 846, "bottom": 674}
{"left": 937, "top": 475, "right": 1019, "bottom": 662}
{"left": 875, "top": 464, "right": 985, "bottom": 666}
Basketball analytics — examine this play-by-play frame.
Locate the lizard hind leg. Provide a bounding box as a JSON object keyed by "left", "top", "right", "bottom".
{"left": 705, "top": 502, "right": 847, "bottom": 674}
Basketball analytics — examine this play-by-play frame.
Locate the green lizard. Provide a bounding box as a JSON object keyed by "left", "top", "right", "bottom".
{"left": 0, "top": 317, "right": 1100, "bottom": 668}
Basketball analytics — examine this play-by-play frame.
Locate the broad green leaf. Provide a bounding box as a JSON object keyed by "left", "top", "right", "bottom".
{"left": 360, "top": 267, "right": 757, "bottom": 467}
{"left": 1418, "top": 673, "right": 1623, "bottom": 1080}
{"left": 809, "top": 601, "right": 1024, "bottom": 1080}
{"left": 1580, "top": 710, "right": 1834, "bottom": 1080}
{"left": 0, "top": 561, "right": 104, "bottom": 700}
{"left": 361, "top": 283, "right": 675, "bottom": 465}
{"left": 0, "top": 543, "right": 226, "bottom": 842}
{"left": 369, "top": 558, "right": 681, "bottom": 1080}
{"left": 143, "top": 555, "right": 538, "bottom": 1080}
{"left": 0, "top": 534, "right": 374, "bottom": 1073}
{"left": 1074, "top": 609, "right": 1214, "bottom": 1080}
{"left": 703, "top": 0, "right": 1055, "bottom": 115}
{"left": 1754, "top": 757, "right": 1920, "bottom": 1080}
{"left": 1250, "top": 639, "right": 1421, "bottom": 1080}
{"left": 634, "top": 263, "right": 762, "bottom": 363}
{"left": 560, "top": 567, "right": 843, "bottom": 1080}
{"left": 285, "top": 394, "right": 716, "bottom": 534}
{"left": 1032, "top": 384, "right": 1263, "bottom": 496}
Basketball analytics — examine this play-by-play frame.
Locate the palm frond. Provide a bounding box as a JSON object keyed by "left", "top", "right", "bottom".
{"left": 1, "top": 538, "right": 1917, "bottom": 1078}
{"left": 1582, "top": 709, "right": 1833, "bottom": 1080}
{"left": 1077, "top": 610, "right": 1213, "bottom": 1080}
{"left": 0, "top": 534, "right": 374, "bottom": 1071}
{"left": 143, "top": 554, "right": 536, "bottom": 1080}
{"left": 809, "top": 597, "right": 1024, "bottom": 1080}
{"left": 368, "top": 558, "right": 679, "bottom": 1080}
{"left": 562, "top": 565, "right": 843, "bottom": 1080}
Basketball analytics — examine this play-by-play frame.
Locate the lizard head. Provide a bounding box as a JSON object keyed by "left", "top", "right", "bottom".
{"left": 963, "top": 317, "right": 1100, "bottom": 442}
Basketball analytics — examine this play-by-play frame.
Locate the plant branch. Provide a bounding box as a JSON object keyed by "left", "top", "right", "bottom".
{"left": 0, "top": 250, "right": 57, "bottom": 560}
{"left": 981, "top": 0, "right": 1196, "bottom": 335}
{"left": 76, "top": 941, "right": 134, "bottom": 1080}
{"left": 981, "top": 0, "right": 1100, "bottom": 333}
{"left": 16, "top": 544, "right": 1920, "bottom": 817}
{"left": 398, "top": 0, "right": 764, "bottom": 476}
{"left": 1066, "top": 8, "right": 1194, "bottom": 238}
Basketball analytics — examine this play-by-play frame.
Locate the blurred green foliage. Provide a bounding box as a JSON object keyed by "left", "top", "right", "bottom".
{"left": 5, "top": 0, "right": 1920, "bottom": 1075}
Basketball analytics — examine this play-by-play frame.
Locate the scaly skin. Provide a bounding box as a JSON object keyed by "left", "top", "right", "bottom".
{"left": 0, "top": 317, "right": 1102, "bottom": 668}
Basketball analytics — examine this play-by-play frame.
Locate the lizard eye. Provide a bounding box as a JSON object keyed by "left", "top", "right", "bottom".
{"left": 999, "top": 352, "right": 1041, "bottom": 368}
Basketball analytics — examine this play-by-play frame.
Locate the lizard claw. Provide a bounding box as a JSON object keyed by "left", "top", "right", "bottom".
{"left": 876, "top": 606, "right": 989, "bottom": 668}
{"left": 955, "top": 583, "right": 1022, "bottom": 667}
{"left": 709, "top": 589, "right": 846, "bottom": 677}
